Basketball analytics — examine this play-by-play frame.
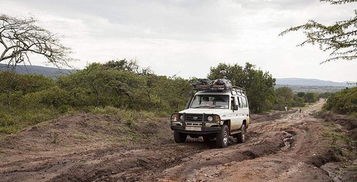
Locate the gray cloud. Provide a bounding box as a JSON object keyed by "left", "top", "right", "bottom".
{"left": 233, "top": 0, "right": 317, "bottom": 9}
{"left": 1, "top": 0, "right": 356, "bottom": 81}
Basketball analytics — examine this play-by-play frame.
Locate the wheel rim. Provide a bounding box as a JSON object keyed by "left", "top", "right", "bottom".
{"left": 241, "top": 125, "right": 246, "bottom": 142}
{"left": 223, "top": 130, "right": 228, "bottom": 145}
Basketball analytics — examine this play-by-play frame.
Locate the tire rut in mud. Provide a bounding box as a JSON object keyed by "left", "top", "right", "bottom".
{"left": 158, "top": 129, "right": 298, "bottom": 181}
{"left": 49, "top": 144, "right": 205, "bottom": 182}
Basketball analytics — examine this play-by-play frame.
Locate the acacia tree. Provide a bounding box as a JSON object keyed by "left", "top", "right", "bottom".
{"left": 0, "top": 15, "right": 73, "bottom": 67}
{"left": 280, "top": 0, "right": 357, "bottom": 62}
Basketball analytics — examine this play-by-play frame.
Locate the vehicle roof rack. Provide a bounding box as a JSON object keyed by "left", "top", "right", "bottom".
{"left": 193, "top": 79, "right": 246, "bottom": 95}
{"left": 232, "top": 86, "right": 246, "bottom": 95}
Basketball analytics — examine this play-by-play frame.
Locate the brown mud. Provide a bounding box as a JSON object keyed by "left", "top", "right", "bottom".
{"left": 0, "top": 100, "right": 355, "bottom": 182}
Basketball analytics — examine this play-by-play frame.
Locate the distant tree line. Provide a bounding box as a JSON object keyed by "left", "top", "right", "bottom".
{"left": 0, "top": 60, "right": 328, "bottom": 115}
{"left": 207, "top": 63, "right": 323, "bottom": 112}
{"left": 0, "top": 59, "right": 191, "bottom": 114}
{"left": 0, "top": 60, "right": 330, "bottom": 134}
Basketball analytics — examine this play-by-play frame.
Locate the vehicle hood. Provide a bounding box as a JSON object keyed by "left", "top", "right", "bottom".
{"left": 179, "top": 108, "right": 228, "bottom": 115}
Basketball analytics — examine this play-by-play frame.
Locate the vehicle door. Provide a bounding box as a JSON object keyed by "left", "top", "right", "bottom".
{"left": 229, "top": 96, "right": 241, "bottom": 131}
{"left": 239, "top": 96, "right": 249, "bottom": 126}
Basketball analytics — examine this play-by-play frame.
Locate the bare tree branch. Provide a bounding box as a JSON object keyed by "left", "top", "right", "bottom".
{"left": 0, "top": 14, "right": 74, "bottom": 68}
{"left": 321, "top": 0, "right": 357, "bottom": 4}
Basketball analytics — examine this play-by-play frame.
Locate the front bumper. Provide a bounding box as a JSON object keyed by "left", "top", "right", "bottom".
{"left": 170, "top": 125, "right": 221, "bottom": 135}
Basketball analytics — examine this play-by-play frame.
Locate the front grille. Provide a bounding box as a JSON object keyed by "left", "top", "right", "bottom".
{"left": 185, "top": 114, "right": 203, "bottom": 121}
{"left": 184, "top": 114, "right": 213, "bottom": 121}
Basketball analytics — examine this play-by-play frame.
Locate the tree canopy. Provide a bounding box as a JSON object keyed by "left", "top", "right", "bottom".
{"left": 208, "top": 63, "right": 276, "bottom": 113}
{"left": 280, "top": 0, "right": 357, "bottom": 62}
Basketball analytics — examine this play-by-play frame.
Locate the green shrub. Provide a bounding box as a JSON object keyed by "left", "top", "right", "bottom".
{"left": 324, "top": 87, "right": 357, "bottom": 114}
{"left": 37, "top": 87, "right": 70, "bottom": 107}
{"left": 0, "top": 112, "right": 15, "bottom": 127}
{"left": 291, "top": 96, "right": 305, "bottom": 107}
{"left": 0, "top": 71, "right": 55, "bottom": 95}
{"left": 0, "top": 105, "right": 60, "bottom": 135}
{"left": 304, "top": 92, "right": 318, "bottom": 103}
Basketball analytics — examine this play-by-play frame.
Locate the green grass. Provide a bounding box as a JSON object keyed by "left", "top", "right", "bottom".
{"left": 0, "top": 103, "right": 170, "bottom": 146}
{"left": 90, "top": 106, "right": 165, "bottom": 126}
{"left": 322, "top": 122, "right": 357, "bottom": 162}
{"left": 0, "top": 104, "right": 76, "bottom": 136}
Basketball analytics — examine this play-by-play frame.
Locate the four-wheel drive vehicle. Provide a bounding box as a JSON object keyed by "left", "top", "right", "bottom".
{"left": 170, "top": 79, "right": 250, "bottom": 148}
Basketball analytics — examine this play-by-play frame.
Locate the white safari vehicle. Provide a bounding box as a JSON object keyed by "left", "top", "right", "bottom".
{"left": 170, "top": 79, "right": 250, "bottom": 148}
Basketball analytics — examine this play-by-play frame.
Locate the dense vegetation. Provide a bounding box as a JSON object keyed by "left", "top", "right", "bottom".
{"left": 207, "top": 63, "right": 319, "bottom": 112}
{"left": 0, "top": 60, "right": 191, "bottom": 134}
{"left": 208, "top": 63, "right": 276, "bottom": 113}
{"left": 324, "top": 87, "right": 357, "bottom": 115}
{"left": 0, "top": 60, "right": 325, "bottom": 135}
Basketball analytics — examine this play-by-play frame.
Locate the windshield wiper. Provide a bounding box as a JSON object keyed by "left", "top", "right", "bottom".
{"left": 213, "top": 106, "right": 224, "bottom": 108}
{"left": 191, "top": 106, "right": 211, "bottom": 108}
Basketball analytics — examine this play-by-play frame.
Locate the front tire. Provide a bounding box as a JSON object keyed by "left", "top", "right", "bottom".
{"left": 174, "top": 131, "right": 187, "bottom": 143}
{"left": 216, "top": 125, "right": 229, "bottom": 148}
{"left": 237, "top": 124, "right": 246, "bottom": 143}
{"left": 203, "top": 135, "right": 212, "bottom": 143}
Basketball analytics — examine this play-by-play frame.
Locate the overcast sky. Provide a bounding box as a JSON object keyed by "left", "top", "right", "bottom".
{"left": 1, "top": 0, "right": 356, "bottom": 82}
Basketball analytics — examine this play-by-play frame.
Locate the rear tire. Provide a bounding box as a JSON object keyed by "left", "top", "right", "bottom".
{"left": 216, "top": 125, "right": 229, "bottom": 148}
{"left": 174, "top": 131, "right": 187, "bottom": 143}
{"left": 237, "top": 124, "right": 246, "bottom": 143}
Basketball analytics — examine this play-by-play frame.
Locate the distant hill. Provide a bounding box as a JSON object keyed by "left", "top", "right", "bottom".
{"left": 276, "top": 78, "right": 348, "bottom": 87}
{"left": 275, "top": 85, "right": 346, "bottom": 93}
{"left": 0, "top": 64, "right": 74, "bottom": 78}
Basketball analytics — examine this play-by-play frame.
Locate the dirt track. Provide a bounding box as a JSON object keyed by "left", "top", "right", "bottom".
{"left": 0, "top": 100, "right": 355, "bottom": 182}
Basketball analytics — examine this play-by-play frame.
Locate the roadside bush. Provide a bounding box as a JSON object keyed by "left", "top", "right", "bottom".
{"left": 304, "top": 92, "right": 318, "bottom": 103}
{"left": 58, "top": 63, "right": 191, "bottom": 112}
{"left": 0, "top": 112, "right": 15, "bottom": 127}
{"left": 273, "top": 87, "right": 305, "bottom": 110}
{"left": 324, "top": 87, "right": 357, "bottom": 114}
{"left": 0, "top": 104, "right": 60, "bottom": 134}
{"left": 0, "top": 71, "right": 55, "bottom": 94}
{"left": 38, "top": 87, "right": 71, "bottom": 107}
{"left": 291, "top": 95, "right": 305, "bottom": 107}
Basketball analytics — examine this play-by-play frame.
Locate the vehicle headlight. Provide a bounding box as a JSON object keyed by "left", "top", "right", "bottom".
{"left": 207, "top": 116, "right": 213, "bottom": 122}
{"left": 214, "top": 115, "right": 221, "bottom": 121}
{"left": 180, "top": 115, "right": 184, "bottom": 121}
{"left": 171, "top": 113, "right": 180, "bottom": 122}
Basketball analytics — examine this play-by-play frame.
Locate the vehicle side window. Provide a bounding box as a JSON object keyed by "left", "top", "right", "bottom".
{"left": 230, "top": 97, "right": 234, "bottom": 109}
{"left": 240, "top": 96, "right": 247, "bottom": 108}
{"left": 238, "top": 96, "right": 243, "bottom": 108}
{"left": 244, "top": 97, "right": 249, "bottom": 108}
{"left": 245, "top": 97, "right": 249, "bottom": 107}
{"left": 242, "top": 97, "right": 247, "bottom": 108}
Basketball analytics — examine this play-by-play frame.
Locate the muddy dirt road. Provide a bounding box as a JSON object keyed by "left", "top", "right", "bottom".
{"left": 0, "top": 100, "right": 354, "bottom": 182}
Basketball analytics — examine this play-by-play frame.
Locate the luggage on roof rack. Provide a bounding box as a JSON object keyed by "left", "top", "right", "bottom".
{"left": 193, "top": 78, "right": 240, "bottom": 92}
{"left": 192, "top": 79, "right": 211, "bottom": 91}
{"left": 212, "top": 79, "right": 232, "bottom": 90}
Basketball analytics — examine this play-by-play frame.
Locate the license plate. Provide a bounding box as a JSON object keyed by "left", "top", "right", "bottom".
{"left": 185, "top": 126, "right": 201, "bottom": 131}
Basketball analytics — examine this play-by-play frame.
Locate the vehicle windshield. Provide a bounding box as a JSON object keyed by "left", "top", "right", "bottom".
{"left": 190, "top": 95, "right": 229, "bottom": 109}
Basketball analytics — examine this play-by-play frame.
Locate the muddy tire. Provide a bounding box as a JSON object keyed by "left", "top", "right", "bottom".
{"left": 203, "top": 135, "right": 212, "bottom": 143}
{"left": 216, "top": 125, "right": 229, "bottom": 148}
{"left": 174, "top": 131, "right": 187, "bottom": 143}
{"left": 237, "top": 124, "right": 246, "bottom": 143}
